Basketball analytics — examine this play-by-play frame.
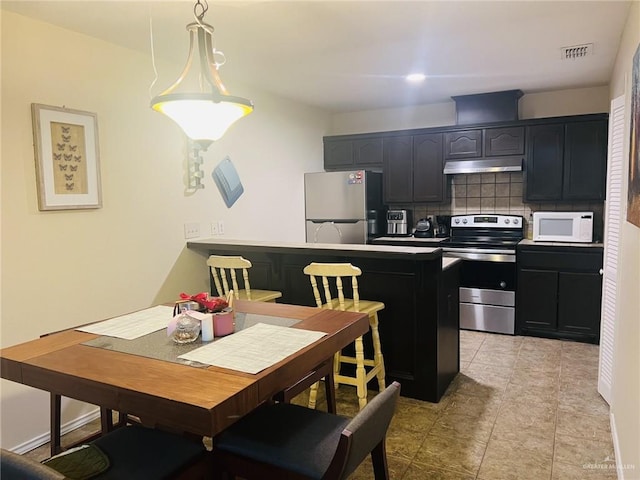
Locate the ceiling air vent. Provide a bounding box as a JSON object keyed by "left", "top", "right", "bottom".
{"left": 561, "top": 43, "right": 594, "bottom": 60}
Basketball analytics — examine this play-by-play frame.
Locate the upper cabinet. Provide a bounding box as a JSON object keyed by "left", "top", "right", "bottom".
{"left": 324, "top": 136, "right": 383, "bottom": 170}
{"left": 383, "top": 135, "right": 413, "bottom": 203}
{"left": 524, "top": 118, "right": 607, "bottom": 202}
{"left": 413, "top": 133, "right": 447, "bottom": 203}
{"left": 324, "top": 113, "right": 608, "bottom": 205}
{"left": 444, "top": 130, "right": 482, "bottom": 159}
{"left": 524, "top": 124, "right": 565, "bottom": 201}
{"left": 563, "top": 120, "right": 608, "bottom": 201}
{"left": 382, "top": 133, "right": 448, "bottom": 204}
{"left": 484, "top": 127, "right": 525, "bottom": 156}
{"left": 444, "top": 126, "right": 524, "bottom": 160}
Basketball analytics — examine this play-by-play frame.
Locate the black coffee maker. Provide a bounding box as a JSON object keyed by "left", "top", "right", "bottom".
{"left": 414, "top": 217, "right": 434, "bottom": 238}
{"left": 435, "top": 215, "right": 451, "bottom": 238}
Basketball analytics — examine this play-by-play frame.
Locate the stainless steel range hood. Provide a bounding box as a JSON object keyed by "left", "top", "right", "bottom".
{"left": 443, "top": 156, "right": 522, "bottom": 175}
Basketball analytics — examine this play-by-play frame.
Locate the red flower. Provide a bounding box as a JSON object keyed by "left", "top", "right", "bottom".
{"left": 179, "top": 292, "right": 228, "bottom": 313}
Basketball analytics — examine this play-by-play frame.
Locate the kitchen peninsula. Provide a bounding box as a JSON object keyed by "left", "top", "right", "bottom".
{"left": 187, "top": 239, "right": 461, "bottom": 402}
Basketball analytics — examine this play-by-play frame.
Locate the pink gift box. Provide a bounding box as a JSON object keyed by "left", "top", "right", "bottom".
{"left": 213, "top": 309, "right": 235, "bottom": 337}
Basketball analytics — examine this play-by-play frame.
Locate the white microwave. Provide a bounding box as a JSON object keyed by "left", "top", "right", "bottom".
{"left": 532, "top": 211, "right": 594, "bottom": 243}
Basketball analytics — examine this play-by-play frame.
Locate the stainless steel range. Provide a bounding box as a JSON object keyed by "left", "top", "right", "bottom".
{"left": 441, "top": 214, "right": 524, "bottom": 335}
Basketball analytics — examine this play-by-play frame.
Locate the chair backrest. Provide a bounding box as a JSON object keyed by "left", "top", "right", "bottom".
{"left": 207, "top": 255, "right": 253, "bottom": 300}
{"left": 324, "top": 381, "right": 401, "bottom": 479}
{"left": 303, "top": 262, "right": 362, "bottom": 312}
{"left": 0, "top": 449, "right": 65, "bottom": 480}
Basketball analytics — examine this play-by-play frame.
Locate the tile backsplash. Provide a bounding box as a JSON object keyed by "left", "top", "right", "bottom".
{"left": 408, "top": 172, "right": 604, "bottom": 240}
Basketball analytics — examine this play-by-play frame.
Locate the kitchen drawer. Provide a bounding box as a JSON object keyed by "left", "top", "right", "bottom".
{"left": 460, "top": 287, "right": 514, "bottom": 307}
{"left": 517, "top": 249, "right": 602, "bottom": 271}
{"left": 460, "top": 303, "right": 515, "bottom": 335}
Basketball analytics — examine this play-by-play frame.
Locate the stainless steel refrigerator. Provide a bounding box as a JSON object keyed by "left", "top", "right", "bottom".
{"left": 304, "top": 171, "right": 384, "bottom": 244}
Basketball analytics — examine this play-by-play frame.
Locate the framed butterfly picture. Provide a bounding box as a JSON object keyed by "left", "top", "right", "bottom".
{"left": 31, "top": 104, "right": 102, "bottom": 210}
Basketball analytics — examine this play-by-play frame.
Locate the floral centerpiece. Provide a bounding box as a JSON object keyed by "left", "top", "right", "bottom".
{"left": 179, "top": 292, "right": 228, "bottom": 313}
{"left": 178, "top": 292, "right": 235, "bottom": 337}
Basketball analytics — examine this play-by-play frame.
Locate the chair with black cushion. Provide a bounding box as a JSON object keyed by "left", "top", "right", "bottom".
{"left": 206, "top": 255, "right": 282, "bottom": 302}
{"left": 49, "top": 395, "right": 139, "bottom": 457}
{"left": 303, "top": 262, "right": 386, "bottom": 410}
{"left": 272, "top": 358, "right": 337, "bottom": 413}
{"left": 1, "top": 425, "right": 211, "bottom": 480}
{"left": 212, "top": 381, "right": 400, "bottom": 480}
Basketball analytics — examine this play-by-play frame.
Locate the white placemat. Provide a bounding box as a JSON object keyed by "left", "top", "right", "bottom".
{"left": 178, "top": 323, "right": 326, "bottom": 374}
{"left": 76, "top": 305, "right": 174, "bottom": 340}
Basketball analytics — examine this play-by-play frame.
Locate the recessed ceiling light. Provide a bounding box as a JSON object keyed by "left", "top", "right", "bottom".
{"left": 405, "top": 73, "right": 426, "bottom": 83}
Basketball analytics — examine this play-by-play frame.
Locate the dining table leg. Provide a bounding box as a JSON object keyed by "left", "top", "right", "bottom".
{"left": 50, "top": 393, "right": 62, "bottom": 456}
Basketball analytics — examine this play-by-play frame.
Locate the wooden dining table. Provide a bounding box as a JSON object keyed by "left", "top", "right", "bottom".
{"left": 0, "top": 300, "right": 369, "bottom": 445}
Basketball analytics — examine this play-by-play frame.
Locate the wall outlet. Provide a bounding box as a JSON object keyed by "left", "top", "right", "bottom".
{"left": 210, "top": 222, "right": 219, "bottom": 235}
{"left": 218, "top": 220, "right": 225, "bottom": 235}
{"left": 184, "top": 222, "right": 200, "bottom": 239}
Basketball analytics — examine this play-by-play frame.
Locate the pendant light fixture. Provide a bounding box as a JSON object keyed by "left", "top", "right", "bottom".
{"left": 151, "top": 0, "right": 253, "bottom": 149}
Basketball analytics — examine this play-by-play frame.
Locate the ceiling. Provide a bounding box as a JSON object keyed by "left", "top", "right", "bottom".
{"left": 2, "top": 0, "right": 633, "bottom": 113}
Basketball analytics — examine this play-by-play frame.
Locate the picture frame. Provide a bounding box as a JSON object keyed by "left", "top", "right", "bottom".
{"left": 31, "top": 104, "right": 102, "bottom": 211}
{"left": 627, "top": 43, "right": 640, "bottom": 228}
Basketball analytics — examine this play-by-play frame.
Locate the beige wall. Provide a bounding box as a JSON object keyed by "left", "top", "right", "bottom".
{"left": 0, "top": 10, "right": 328, "bottom": 450}
{"left": 607, "top": 1, "right": 640, "bottom": 478}
{"left": 329, "top": 86, "right": 610, "bottom": 135}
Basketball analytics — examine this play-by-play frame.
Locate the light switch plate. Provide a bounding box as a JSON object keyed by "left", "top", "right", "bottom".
{"left": 184, "top": 222, "right": 200, "bottom": 239}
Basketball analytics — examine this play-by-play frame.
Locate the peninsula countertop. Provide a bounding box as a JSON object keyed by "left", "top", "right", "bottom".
{"left": 187, "top": 238, "right": 442, "bottom": 260}
{"left": 187, "top": 236, "right": 458, "bottom": 402}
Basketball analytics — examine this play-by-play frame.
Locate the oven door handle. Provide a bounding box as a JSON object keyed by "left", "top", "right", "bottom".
{"left": 442, "top": 248, "right": 516, "bottom": 263}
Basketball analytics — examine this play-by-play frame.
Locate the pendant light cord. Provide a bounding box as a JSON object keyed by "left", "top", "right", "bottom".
{"left": 194, "top": 0, "right": 214, "bottom": 35}
{"left": 193, "top": 0, "right": 225, "bottom": 68}
{"left": 148, "top": 16, "right": 159, "bottom": 100}
{"left": 194, "top": 0, "right": 208, "bottom": 22}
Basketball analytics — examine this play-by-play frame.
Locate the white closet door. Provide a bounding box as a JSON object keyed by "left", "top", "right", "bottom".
{"left": 598, "top": 95, "right": 625, "bottom": 404}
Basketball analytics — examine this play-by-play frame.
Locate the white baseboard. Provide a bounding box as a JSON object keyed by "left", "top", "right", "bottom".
{"left": 12, "top": 408, "right": 101, "bottom": 455}
{"left": 611, "top": 411, "right": 624, "bottom": 479}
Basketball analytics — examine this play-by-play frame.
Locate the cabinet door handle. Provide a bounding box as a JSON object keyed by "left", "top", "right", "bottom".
{"left": 599, "top": 269, "right": 603, "bottom": 275}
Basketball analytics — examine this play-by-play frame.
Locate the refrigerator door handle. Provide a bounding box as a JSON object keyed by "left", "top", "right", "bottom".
{"left": 314, "top": 222, "right": 342, "bottom": 243}
{"left": 307, "top": 219, "right": 361, "bottom": 224}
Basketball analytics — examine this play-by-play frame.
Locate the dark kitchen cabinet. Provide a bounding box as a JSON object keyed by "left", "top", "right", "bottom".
{"left": 563, "top": 120, "right": 608, "bottom": 200}
{"left": 197, "top": 242, "right": 456, "bottom": 402}
{"left": 515, "top": 268, "right": 558, "bottom": 331}
{"left": 324, "top": 136, "right": 383, "bottom": 170}
{"left": 524, "top": 124, "right": 564, "bottom": 201}
{"left": 524, "top": 118, "right": 607, "bottom": 202}
{"left": 383, "top": 135, "right": 413, "bottom": 203}
{"left": 383, "top": 133, "right": 448, "bottom": 204}
{"left": 516, "top": 244, "right": 603, "bottom": 344}
{"left": 413, "top": 133, "right": 447, "bottom": 202}
{"left": 445, "top": 126, "right": 523, "bottom": 160}
{"left": 444, "top": 130, "right": 482, "bottom": 159}
{"left": 484, "top": 126, "right": 525, "bottom": 156}
{"left": 325, "top": 113, "right": 607, "bottom": 204}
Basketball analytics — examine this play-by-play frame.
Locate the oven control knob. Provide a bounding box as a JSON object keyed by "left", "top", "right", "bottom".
{"left": 462, "top": 219, "right": 468, "bottom": 224}
{"left": 513, "top": 218, "right": 519, "bottom": 224}
{"left": 499, "top": 281, "right": 507, "bottom": 289}
{"left": 504, "top": 219, "right": 510, "bottom": 224}
{"left": 454, "top": 218, "right": 460, "bottom": 224}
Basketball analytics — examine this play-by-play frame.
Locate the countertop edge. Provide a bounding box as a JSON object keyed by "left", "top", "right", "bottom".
{"left": 518, "top": 239, "right": 604, "bottom": 248}
{"left": 442, "top": 257, "right": 462, "bottom": 270}
{"left": 187, "top": 238, "right": 442, "bottom": 259}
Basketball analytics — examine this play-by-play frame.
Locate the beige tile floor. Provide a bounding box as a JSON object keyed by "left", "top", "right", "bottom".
{"left": 346, "top": 330, "right": 616, "bottom": 479}
{"left": 24, "top": 330, "right": 616, "bottom": 479}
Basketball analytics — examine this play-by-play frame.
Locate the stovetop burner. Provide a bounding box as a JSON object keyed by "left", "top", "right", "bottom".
{"left": 442, "top": 214, "right": 525, "bottom": 262}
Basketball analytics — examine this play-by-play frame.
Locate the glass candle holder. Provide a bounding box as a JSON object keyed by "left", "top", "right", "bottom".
{"left": 172, "top": 314, "right": 201, "bottom": 344}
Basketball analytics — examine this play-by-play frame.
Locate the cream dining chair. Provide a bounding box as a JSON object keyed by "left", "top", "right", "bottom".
{"left": 206, "top": 255, "right": 282, "bottom": 302}
{"left": 303, "top": 262, "right": 386, "bottom": 410}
